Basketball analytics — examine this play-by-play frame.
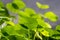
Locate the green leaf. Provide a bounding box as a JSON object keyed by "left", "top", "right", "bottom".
{"left": 16, "top": 27, "right": 29, "bottom": 38}
{"left": 51, "top": 30, "right": 60, "bottom": 39}
{"left": 0, "top": 7, "right": 5, "bottom": 11}
{"left": 45, "top": 28, "right": 55, "bottom": 36}
{"left": 0, "top": 7, "right": 10, "bottom": 17}
{"left": 8, "top": 35, "right": 27, "bottom": 40}
{"left": 8, "top": 35, "right": 17, "bottom": 40}
{"left": 18, "top": 8, "right": 36, "bottom": 17}
{"left": 20, "top": 24, "right": 28, "bottom": 29}
{"left": 6, "top": 21, "right": 15, "bottom": 26}
{"left": 37, "top": 20, "right": 51, "bottom": 28}
{"left": 16, "top": 36, "right": 27, "bottom": 40}
{"left": 2, "top": 25, "right": 18, "bottom": 35}
{"left": 43, "top": 28, "right": 60, "bottom": 39}
{"left": 13, "top": 1, "right": 26, "bottom": 9}
{"left": 14, "top": 24, "right": 21, "bottom": 30}
{"left": 1, "top": 37, "right": 8, "bottom": 40}
{"left": 6, "top": 3, "right": 19, "bottom": 13}
{"left": 6, "top": 0, "right": 25, "bottom": 13}
{"left": 32, "top": 13, "right": 52, "bottom": 28}
{"left": 56, "top": 25, "right": 60, "bottom": 32}
{"left": 24, "top": 8, "right": 36, "bottom": 15}
{"left": 36, "top": 2, "right": 49, "bottom": 9}
{"left": 6, "top": 0, "right": 26, "bottom": 13}
{"left": 14, "top": 0, "right": 22, "bottom": 1}
{"left": 18, "top": 11, "right": 30, "bottom": 17}
{"left": 43, "top": 22, "right": 52, "bottom": 28}
{"left": 38, "top": 28, "right": 49, "bottom": 37}
{"left": 44, "top": 11, "right": 58, "bottom": 22}
{"left": 51, "top": 34, "right": 60, "bottom": 39}
{"left": 19, "top": 16, "right": 38, "bottom": 30}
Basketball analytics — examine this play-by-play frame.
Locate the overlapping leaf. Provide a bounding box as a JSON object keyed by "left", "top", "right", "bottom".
{"left": 19, "top": 16, "right": 38, "bottom": 30}
{"left": 6, "top": 0, "right": 25, "bottom": 13}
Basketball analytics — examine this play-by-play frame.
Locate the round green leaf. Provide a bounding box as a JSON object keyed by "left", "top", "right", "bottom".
{"left": 44, "top": 11, "right": 58, "bottom": 22}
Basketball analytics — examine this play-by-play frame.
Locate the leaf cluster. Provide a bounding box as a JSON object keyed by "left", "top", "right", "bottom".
{"left": 0, "top": 0, "right": 60, "bottom": 40}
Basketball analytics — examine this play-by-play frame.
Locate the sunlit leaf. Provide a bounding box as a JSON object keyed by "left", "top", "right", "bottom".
{"left": 56, "top": 25, "right": 60, "bottom": 32}
{"left": 6, "top": 3, "right": 19, "bottom": 13}
{"left": 36, "top": 2, "right": 42, "bottom": 8}
{"left": 36, "top": 2, "right": 49, "bottom": 9}
{"left": 45, "top": 28, "right": 55, "bottom": 36}
{"left": 0, "top": 7, "right": 5, "bottom": 11}
{"left": 44, "top": 11, "right": 58, "bottom": 22}
{"left": 13, "top": 1, "right": 26, "bottom": 9}
{"left": 37, "top": 20, "right": 51, "bottom": 28}
{"left": 6, "top": 0, "right": 26, "bottom": 13}
{"left": 14, "top": 24, "right": 21, "bottom": 30}
{"left": 6, "top": 21, "right": 15, "bottom": 26}
{"left": 18, "top": 11, "right": 30, "bottom": 17}
{"left": 38, "top": 28, "right": 49, "bottom": 37}
{"left": 44, "top": 22, "right": 51, "bottom": 28}
{"left": 24, "top": 8, "right": 36, "bottom": 15}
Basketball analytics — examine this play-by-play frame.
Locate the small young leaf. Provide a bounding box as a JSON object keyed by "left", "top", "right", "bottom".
{"left": 24, "top": 8, "right": 36, "bottom": 15}
{"left": 56, "top": 25, "right": 60, "bottom": 32}
{"left": 44, "top": 22, "right": 52, "bottom": 28}
{"left": 40, "top": 4, "right": 49, "bottom": 9}
{"left": 36, "top": 2, "right": 49, "bottom": 9}
{"left": 6, "top": 21, "right": 15, "bottom": 26}
{"left": 36, "top": 2, "right": 42, "bottom": 8}
{"left": 44, "top": 11, "right": 58, "bottom": 22}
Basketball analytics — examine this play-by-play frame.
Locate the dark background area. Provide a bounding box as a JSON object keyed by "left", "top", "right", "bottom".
{"left": 2, "top": 0, "right": 60, "bottom": 29}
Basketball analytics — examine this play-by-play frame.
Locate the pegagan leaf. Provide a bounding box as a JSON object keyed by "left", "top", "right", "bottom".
{"left": 6, "top": 1, "right": 25, "bottom": 13}
{"left": 38, "top": 28, "right": 49, "bottom": 37}
{"left": 44, "top": 11, "right": 58, "bottom": 22}
{"left": 13, "top": 1, "right": 26, "bottom": 9}
{"left": 0, "top": 0, "right": 60, "bottom": 40}
{"left": 56, "top": 25, "right": 60, "bottom": 32}
{"left": 19, "top": 16, "right": 38, "bottom": 30}
{"left": 6, "top": 21, "right": 15, "bottom": 26}
{"left": 24, "top": 8, "right": 36, "bottom": 15}
{"left": 36, "top": 2, "right": 49, "bottom": 9}
{"left": 2, "top": 25, "right": 18, "bottom": 35}
{"left": 6, "top": 3, "right": 19, "bottom": 13}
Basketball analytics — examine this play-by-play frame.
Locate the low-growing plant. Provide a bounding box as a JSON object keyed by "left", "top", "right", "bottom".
{"left": 0, "top": 0, "right": 60, "bottom": 40}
